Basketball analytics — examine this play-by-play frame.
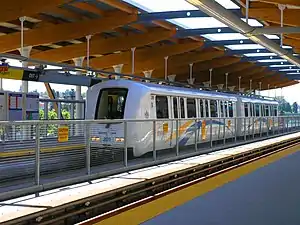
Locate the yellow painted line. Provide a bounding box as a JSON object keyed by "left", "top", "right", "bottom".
{"left": 0, "top": 144, "right": 85, "bottom": 158}
{"left": 95, "top": 144, "right": 300, "bottom": 225}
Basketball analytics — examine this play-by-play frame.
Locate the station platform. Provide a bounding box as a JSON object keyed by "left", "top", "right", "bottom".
{"left": 1, "top": 132, "right": 300, "bottom": 225}
{"left": 92, "top": 142, "right": 300, "bottom": 225}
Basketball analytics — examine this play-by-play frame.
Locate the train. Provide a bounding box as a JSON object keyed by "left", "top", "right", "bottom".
{"left": 86, "top": 79, "right": 279, "bottom": 157}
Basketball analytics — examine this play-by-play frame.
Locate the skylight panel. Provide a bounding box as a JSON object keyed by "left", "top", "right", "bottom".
{"left": 258, "top": 59, "right": 287, "bottom": 63}
{"left": 265, "top": 34, "right": 279, "bottom": 40}
{"left": 244, "top": 53, "right": 277, "bottom": 57}
{"left": 170, "top": 17, "right": 227, "bottom": 29}
{"left": 280, "top": 68, "right": 300, "bottom": 72}
{"left": 226, "top": 44, "right": 264, "bottom": 50}
{"left": 282, "top": 45, "right": 293, "bottom": 49}
{"left": 123, "top": 0, "right": 197, "bottom": 12}
{"left": 287, "top": 72, "right": 300, "bottom": 75}
{"left": 202, "top": 33, "right": 247, "bottom": 41}
{"left": 214, "top": 0, "right": 240, "bottom": 9}
{"left": 270, "top": 64, "right": 297, "bottom": 68}
{"left": 241, "top": 18, "right": 263, "bottom": 27}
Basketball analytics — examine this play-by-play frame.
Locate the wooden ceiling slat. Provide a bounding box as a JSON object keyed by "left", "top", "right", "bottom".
{"left": 0, "top": 0, "right": 72, "bottom": 22}
{"left": 0, "top": 11, "right": 137, "bottom": 53}
{"left": 32, "top": 28, "right": 175, "bottom": 62}
{"left": 89, "top": 42, "right": 203, "bottom": 69}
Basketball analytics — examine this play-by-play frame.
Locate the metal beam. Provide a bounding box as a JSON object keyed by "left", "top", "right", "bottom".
{"left": 251, "top": 27, "right": 300, "bottom": 35}
{"left": 138, "top": 10, "right": 207, "bottom": 21}
{"left": 137, "top": 9, "right": 243, "bottom": 21}
{"left": 176, "top": 27, "right": 235, "bottom": 37}
{"left": 187, "top": 0, "right": 300, "bottom": 68}
{"left": 205, "top": 39, "right": 280, "bottom": 47}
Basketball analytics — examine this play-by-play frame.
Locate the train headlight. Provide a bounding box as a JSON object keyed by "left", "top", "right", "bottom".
{"left": 91, "top": 137, "right": 100, "bottom": 141}
{"left": 115, "top": 137, "right": 124, "bottom": 142}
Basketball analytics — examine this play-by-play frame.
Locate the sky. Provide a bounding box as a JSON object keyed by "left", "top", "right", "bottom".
{"left": 2, "top": 0, "right": 299, "bottom": 103}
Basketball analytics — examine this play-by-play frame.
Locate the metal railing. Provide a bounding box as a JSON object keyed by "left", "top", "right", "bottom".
{"left": 39, "top": 98, "right": 86, "bottom": 120}
{"left": 0, "top": 116, "right": 299, "bottom": 201}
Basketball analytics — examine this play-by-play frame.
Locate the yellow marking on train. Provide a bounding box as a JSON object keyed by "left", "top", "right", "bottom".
{"left": 166, "top": 120, "right": 194, "bottom": 142}
{"left": 96, "top": 143, "right": 300, "bottom": 225}
{"left": 0, "top": 144, "right": 85, "bottom": 158}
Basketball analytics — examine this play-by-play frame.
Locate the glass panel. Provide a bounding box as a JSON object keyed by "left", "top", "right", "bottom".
{"left": 95, "top": 88, "right": 128, "bottom": 119}
{"left": 156, "top": 96, "right": 169, "bottom": 119}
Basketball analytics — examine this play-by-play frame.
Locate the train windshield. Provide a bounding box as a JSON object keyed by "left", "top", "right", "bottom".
{"left": 95, "top": 88, "right": 128, "bottom": 119}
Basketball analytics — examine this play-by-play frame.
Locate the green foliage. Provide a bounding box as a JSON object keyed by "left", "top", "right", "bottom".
{"left": 39, "top": 108, "right": 71, "bottom": 136}
{"left": 292, "top": 102, "right": 298, "bottom": 114}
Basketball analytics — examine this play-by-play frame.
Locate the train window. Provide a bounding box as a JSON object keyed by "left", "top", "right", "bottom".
{"left": 180, "top": 98, "right": 186, "bottom": 118}
{"left": 220, "top": 101, "right": 226, "bottom": 118}
{"left": 156, "top": 96, "right": 169, "bottom": 119}
{"left": 244, "top": 103, "right": 249, "bottom": 117}
{"left": 274, "top": 106, "right": 278, "bottom": 116}
{"left": 95, "top": 88, "right": 128, "bottom": 119}
{"left": 210, "top": 100, "right": 217, "bottom": 117}
{"left": 255, "top": 104, "right": 260, "bottom": 117}
{"left": 205, "top": 100, "right": 210, "bottom": 117}
{"left": 265, "top": 105, "right": 270, "bottom": 116}
{"left": 228, "top": 101, "right": 233, "bottom": 117}
{"left": 187, "top": 98, "right": 196, "bottom": 118}
{"left": 199, "top": 99, "right": 204, "bottom": 117}
{"left": 173, "top": 98, "right": 178, "bottom": 118}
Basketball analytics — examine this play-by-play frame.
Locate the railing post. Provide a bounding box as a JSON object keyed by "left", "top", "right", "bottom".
{"left": 194, "top": 119, "right": 198, "bottom": 151}
{"left": 259, "top": 117, "right": 262, "bottom": 137}
{"left": 85, "top": 123, "right": 91, "bottom": 175}
{"left": 124, "top": 121, "right": 128, "bottom": 167}
{"left": 35, "top": 124, "right": 40, "bottom": 186}
{"left": 273, "top": 117, "right": 275, "bottom": 135}
{"left": 2, "top": 125, "right": 5, "bottom": 144}
{"left": 153, "top": 120, "right": 156, "bottom": 161}
{"left": 252, "top": 117, "right": 255, "bottom": 139}
{"left": 210, "top": 118, "right": 213, "bottom": 148}
{"left": 235, "top": 117, "right": 237, "bottom": 143}
{"left": 176, "top": 119, "right": 179, "bottom": 156}
{"left": 223, "top": 118, "right": 226, "bottom": 145}
{"left": 244, "top": 117, "right": 247, "bottom": 141}
{"left": 267, "top": 117, "right": 269, "bottom": 137}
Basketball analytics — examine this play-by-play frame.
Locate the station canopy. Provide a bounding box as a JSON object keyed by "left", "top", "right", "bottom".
{"left": 1, "top": 0, "right": 300, "bottom": 91}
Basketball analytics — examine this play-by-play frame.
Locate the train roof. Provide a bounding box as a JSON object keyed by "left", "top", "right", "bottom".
{"left": 240, "top": 96, "right": 279, "bottom": 105}
{"left": 95, "top": 80, "right": 279, "bottom": 105}
{"left": 98, "top": 79, "right": 238, "bottom": 101}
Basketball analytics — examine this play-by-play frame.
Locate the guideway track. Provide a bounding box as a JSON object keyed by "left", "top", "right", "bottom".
{"left": 2, "top": 134, "right": 300, "bottom": 225}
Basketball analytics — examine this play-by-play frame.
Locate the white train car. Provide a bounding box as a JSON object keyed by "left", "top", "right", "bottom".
{"left": 86, "top": 80, "right": 239, "bottom": 157}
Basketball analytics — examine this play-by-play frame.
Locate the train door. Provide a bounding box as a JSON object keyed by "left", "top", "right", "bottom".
{"left": 217, "top": 100, "right": 223, "bottom": 139}
{"left": 186, "top": 98, "right": 197, "bottom": 146}
{"left": 209, "top": 99, "right": 218, "bottom": 140}
{"left": 153, "top": 95, "right": 170, "bottom": 150}
{"left": 204, "top": 99, "right": 210, "bottom": 142}
{"left": 178, "top": 97, "right": 186, "bottom": 146}
{"left": 170, "top": 96, "right": 179, "bottom": 148}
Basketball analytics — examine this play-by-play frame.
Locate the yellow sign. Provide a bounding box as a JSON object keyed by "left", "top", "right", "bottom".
{"left": 227, "top": 120, "right": 231, "bottom": 128}
{"left": 201, "top": 120, "right": 207, "bottom": 140}
{"left": 58, "top": 126, "right": 69, "bottom": 142}
{"left": 0, "top": 68, "right": 24, "bottom": 80}
{"left": 269, "top": 119, "right": 273, "bottom": 127}
{"left": 163, "top": 123, "right": 168, "bottom": 134}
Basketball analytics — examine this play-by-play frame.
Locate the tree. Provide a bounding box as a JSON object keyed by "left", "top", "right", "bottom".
{"left": 292, "top": 102, "right": 298, "bottom": 113}
{"left": 284, "top": 102, "right": 292, "bottom": 113}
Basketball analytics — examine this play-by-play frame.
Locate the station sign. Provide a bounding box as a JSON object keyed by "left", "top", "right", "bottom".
{"left": 58, "top": 126, "right": 69, "bottom": 142}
